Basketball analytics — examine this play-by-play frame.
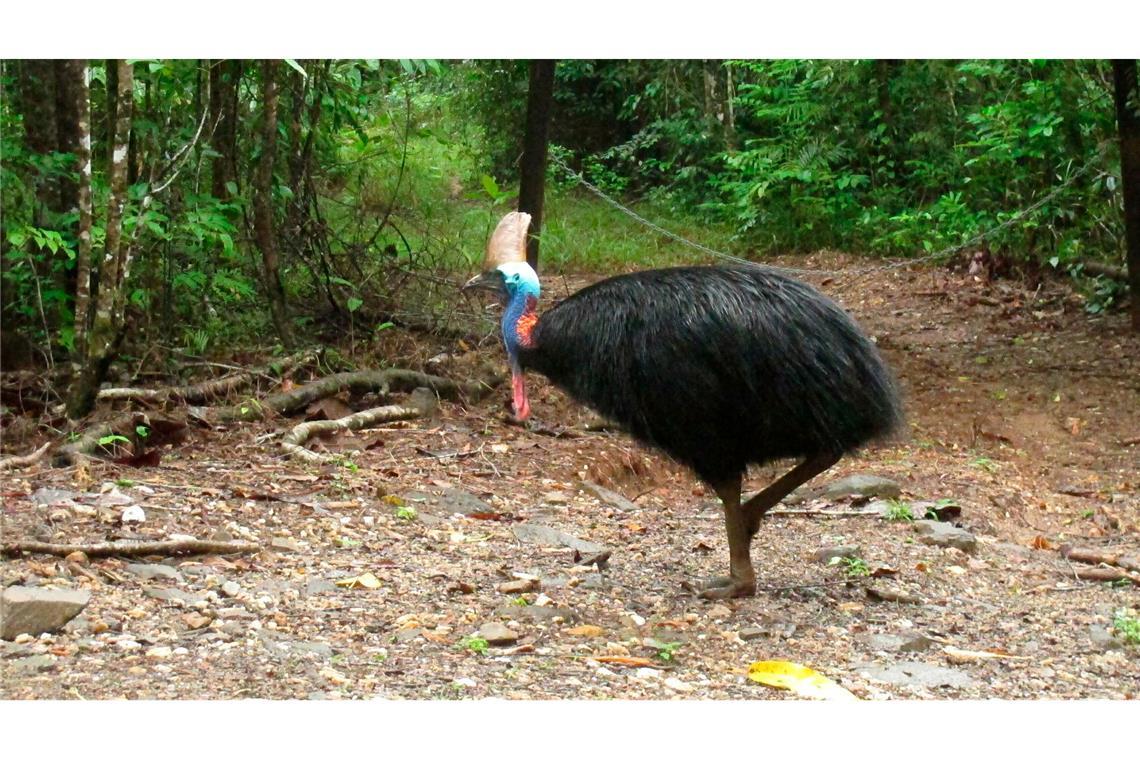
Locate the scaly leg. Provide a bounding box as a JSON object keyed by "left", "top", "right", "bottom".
{"left": 698, "top": 475, "right": 756, "bottom": 599}
{"left": 698, "top": 450, "right": 841, "bottom": 600}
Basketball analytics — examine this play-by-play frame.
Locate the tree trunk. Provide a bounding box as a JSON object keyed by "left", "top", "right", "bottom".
{"left": 210, "top": 60, "right": 241, "bottom": 200}
{"left": 518, "top": 60, "right": 556, "bottom": 271}
{"left": 252, "top": 60, "right": 293, "bottom": 348}
{"left": 71, "top": 61, "right": 93, "bottom": 360}
{"left": 68, "top": 60, "right": 134, "bottom": 418}
{"left": 1112, "top": 59, "right": 1140, "bottom": 331}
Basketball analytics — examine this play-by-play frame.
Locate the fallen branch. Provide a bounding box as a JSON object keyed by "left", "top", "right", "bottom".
{"left": 1060, "top": 545, "right": 1140, "bottom": 573}
{"left": 53, "top": 411, "right": 151, "bottom": 466}
{"left": 2, "top": 538, "right": 261, "bottom": 559}
{"left": 0, "top": 441, "right": 51, "bottom": 471}
{"left": 1075, "top": 260, "right": 1128, "bottom": 282}
{"left": 1066, "top": 566, "right": 1140, "bottom": 585}
{"left": 281, "top": 387, "right": 438, "bottom": 463}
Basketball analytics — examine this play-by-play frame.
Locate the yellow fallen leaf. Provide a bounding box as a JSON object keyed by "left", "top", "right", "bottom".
{"left": 335, "top": 572, "right": 382, "bottom": 590}
{"left": 747, "top": 660, "right": 858, "bottom": 701}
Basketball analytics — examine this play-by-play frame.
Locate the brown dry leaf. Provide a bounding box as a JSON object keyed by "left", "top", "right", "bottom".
{"left": 589, "top": 656, "right": 657, "bottom": 668}
{"left": 942, "top": 645, "right": 1029, "bottom": 663}
{"left": 1032, "top": 535, "right": 1055, "bottom": 550}
{"left": 335, "top": 572, "right": 383, "bottom": 590}
{"left": 566, "top": 625, "right": 605, "bottom": 637}
{"left": 182, "top": 612, "right": 212, "bottom": 630}
{"left": 870, "top": 565, "right": 898, "bottom": 578}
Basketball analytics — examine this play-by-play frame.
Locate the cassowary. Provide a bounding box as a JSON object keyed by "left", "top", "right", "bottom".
{"left": 464, "top": 212, "right": 903, "bottom": 598}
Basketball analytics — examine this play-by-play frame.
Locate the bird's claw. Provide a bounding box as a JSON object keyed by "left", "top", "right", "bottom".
{"left": 694, "top": 575, "right": 756, "bottom": 599}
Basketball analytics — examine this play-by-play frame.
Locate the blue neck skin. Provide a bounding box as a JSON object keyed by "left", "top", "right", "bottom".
{"left": 497, "top": 262, "right": 541, "bottom": 371}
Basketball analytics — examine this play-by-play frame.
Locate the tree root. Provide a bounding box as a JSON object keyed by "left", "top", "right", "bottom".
{"left": 189, "top": 367, "right": 502, "bottom": 425}
{"left": 97, "top": 348, "right": 321, "bottom": 406}
{"left": 280, "top": 387, "right": 439, "bottom": 463}
{"left": 2, "top": 538, "right": 261, "bottom": 559}
{"left": 0, "top": 442, "right": 51, "bottom": 471}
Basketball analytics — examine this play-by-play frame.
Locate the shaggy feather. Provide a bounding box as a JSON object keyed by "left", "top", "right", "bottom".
{"left": 518, "top": 265, "right": 903, "bottom": 484}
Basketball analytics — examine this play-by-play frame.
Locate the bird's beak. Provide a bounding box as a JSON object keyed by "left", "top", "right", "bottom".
{"left": 462, "top": 270, "right": 506, "bottom": 297}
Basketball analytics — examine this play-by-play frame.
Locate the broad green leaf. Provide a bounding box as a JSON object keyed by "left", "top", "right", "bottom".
{"left": 346, "top": 297, "right": 363, "bottom": 313}
{"left": 283, "top": 59, "right": 308, "bottom": 79}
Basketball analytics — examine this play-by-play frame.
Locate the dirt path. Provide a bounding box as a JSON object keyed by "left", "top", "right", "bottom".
{"left": 2, "top": 258, "right": 1137, "bottom": 699}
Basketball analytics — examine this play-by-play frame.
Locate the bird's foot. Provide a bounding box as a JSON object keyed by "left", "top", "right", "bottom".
{"left": 695, "top": 575, "right": 756, "bottom": 599}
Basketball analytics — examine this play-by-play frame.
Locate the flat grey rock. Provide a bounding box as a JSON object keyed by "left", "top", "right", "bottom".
{"left": 913, "top": 520, "right": 978, "bottom": 553}
{"left": 1, "top": 586, "right": 91, "bottom": 640}
{"left": 511, "top": 523, "right": 605, "bottom": 555}
{"left": 821, "top": 474, "right": 902, "bottom": 500}
{"left": 478, "top": 622, "right": 519, "bottom": 646}
{"left": 863, "top": 633, "right": 938, "bottom": 653}
{"left": 857, "top": 661, "right": 978, "bottom": 689}
{"left": 126, "top": 563, "right": 183, "bottom": 582}
{"left": 403, "top": 487, "right": 491, "bottom": 516}
{"left": 580, "top": 481, "right": 639, "bottom": 512}
{"left": 813, "top": 545, "right": 861, "bottom": 564}
{"left": 31, "top": 488, "right": 79, "bottom": 507}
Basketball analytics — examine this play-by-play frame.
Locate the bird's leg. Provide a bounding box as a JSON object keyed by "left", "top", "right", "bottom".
{"left": 741, "top": 450, "right": 841, "bottom": 536}
{"left": 698, "top": 475, "right": 757, "bottom": 599}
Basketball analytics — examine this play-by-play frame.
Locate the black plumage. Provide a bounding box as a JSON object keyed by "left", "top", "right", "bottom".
{"left": 520, "top": 266, "right": 902, "bottom": 487}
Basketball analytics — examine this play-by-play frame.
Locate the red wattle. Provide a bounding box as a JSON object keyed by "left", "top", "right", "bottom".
{"left": 511, "top": 372, "right": 530, "bottom": 420}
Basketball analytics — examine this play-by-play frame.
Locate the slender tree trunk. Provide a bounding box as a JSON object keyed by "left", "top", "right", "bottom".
{"left": 252, "top": 60, "right": 293, "bottom": 347}
{"left": 71, "top": 61, "right": 93, "bottom": 361}
{"left": 1112, "top": 59, "right": 1140, "bottom": 331}
{"left": 518, "top": 60, "right": 555, "bottom": 271}
{"left": 210, "top": 60, "right": 241, "bottom": 200}
{"left": 68, "top": 60, "right": 134, "bottom": 418}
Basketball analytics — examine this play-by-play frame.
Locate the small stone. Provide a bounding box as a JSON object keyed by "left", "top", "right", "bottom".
{"left": 126, "top": 563, "right": 182, "bottom": 582}
{"left": 32, "top": 487, "right": 80, "bottom": 507}
{"left": 50, "top": 508, "right": 71, "bottom": 522}
{"left": 65, "top": 551, "right": 89, "bottom": 565}
{"left": 707, "top": 604, "right": 732, "bottom": 620}
{"left": 120, "top": 505, "right": 146, "bottom": 523}
{"left": 1089, "top": 626, "right": 1123, "bottom": 652}
{"left": 664, "top": 677, "right": 693, "bottom": 692}
{"left": 821, "top": 474, "right": 902, "bottom": 500}
{"left": 146, "top": 646, "right": 173, "bottom": 659}
{"left": 498, "top": 579, "right": 540, "bottom": 594}
{"left": 738, "top": 627, "right": 766, "bottom": 641}
{"left": 115, "top": 638, "right": 142, "bottom": 651}
{"left": 813, "top": 545, "right": 861, "bottom": 564}
{"left": 453, "top": 677, "right": 478, "bottom": 688}
{"left": 182, "top": 612, "right": 213, "bottom": 630}
{"left": 1, "top": 586, "right": 91, "bottom": 640}
{"left": 632, "top": 667, "right": 661, "bottom": 680}
{"left": 221, "top": 581, "right": 242, "bottom": 598}
{"left": 477, "top": 622, "right": 520, "bottom": 646}
{"left": 270, "top": 537, "right": 301, "bottom": 553}
{"left": 913, "top": 520, "right": 978, "bottom": 553}
{"left": 10, "top": 655, "right": 57, "bottom": 675}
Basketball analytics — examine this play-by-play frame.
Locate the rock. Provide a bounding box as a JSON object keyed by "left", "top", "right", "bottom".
{"left": 706, "top": 604, "right": 732, "bottom": 620}
{"left": 498, "top": 604, "right": 578, "bottom": 624}
{"left": 220, "top": 581, "right": 242, "bottom": 598}
{"left": 32, "top": 487, "right": 80, "bottom": 507}
{"left": 9, "top": 655, "right": 58, "bottom": 675}
{"left": 812, "top": 545, "right": 861, "bottom": 564}
{"left": 511, "top": 523, "right": 606, "bottom": 555}
{"left": 664, "top": 677, "right": 693, "bottom": 692}
{"left": 146, "top": 646, "right": 174, "bottom": 658}
{"left": 857, "top": 661, "right": 978, "bottom": 689}
{"left": 738, "top": 627, "right": 767, "bottom": 641}
{"left": 821, "top": 474, "right": 902, "bottom": 500}
{"left": 144, "top": 588, "right": 201, "bottom": 605}
{"left": 120, "top": 505, "right": 146, "bottom": 523}
{"left": 1089, "top": 626, "right": 1124, "bottom": 652}
{"left": 498, "top": 578, "right": 541, "bottom": 594}
{"left": 580, "top": 480, "right": 639, "bottom": 512}
{"left": 125, "top": 563, "right": 183, "bottom": 582}
{"left": 96, "top": 488, "right": 134, "bottom": 507}
{"left": 1, "top": 586, "right": 91, "bottom": 640}
{"left": 478, "top": 622, "right": 520, "bottom": 646}
{"left": 913, "top": 520, "right": 978, "bottom": 553}
{"left": 404, "top": 487, "right": 492, "bottom": 517}
{"left": 270, "top": 537, "right": 301, "bottom": 552}
{"left": 863, "top": 633, "right": 938, "bottom": 653}
{"left": 304, "top": 578, "right": 339, "bottom": 596}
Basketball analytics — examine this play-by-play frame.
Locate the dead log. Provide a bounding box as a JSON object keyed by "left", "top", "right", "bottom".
{"left": 53, "top": 411, "right": 151, "bottom": 466}
{"left": 2, "top": 538, "right": 261, "bottom": 559}
{"left": 1076, "top": 260, "right": 1128, "bottom": 282}
{"left": 0, "top": 442, "right": 51, "bottom": 471}
{"left": 281, "top": 387, "right": 439, "bottom": 463}
{"left": 1067, "top": 566, "right": 1140, "bottom": 585}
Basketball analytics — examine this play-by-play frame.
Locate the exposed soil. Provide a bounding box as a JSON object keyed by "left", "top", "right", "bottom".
{"left": 2, "top": 254, "right": 1138, "bottom": 700}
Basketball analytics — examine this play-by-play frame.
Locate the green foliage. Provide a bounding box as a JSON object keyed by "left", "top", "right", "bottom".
{"left": 457, "top": 636, "right": 489, "bottom": 655}
{"left": 829, "top": 555, "right": 871, "bottom": 577}
{"left": 1113, "top": 610, "right": 1140, "bottom": 645}
{"left": 883, "top": 499, "right": 915, "bottom": 521}
{"left": 395, "top": 504, "right": 417, "bottom": 521}
{"left": 647, "top": 639, "right": 683, "bottom": 663}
